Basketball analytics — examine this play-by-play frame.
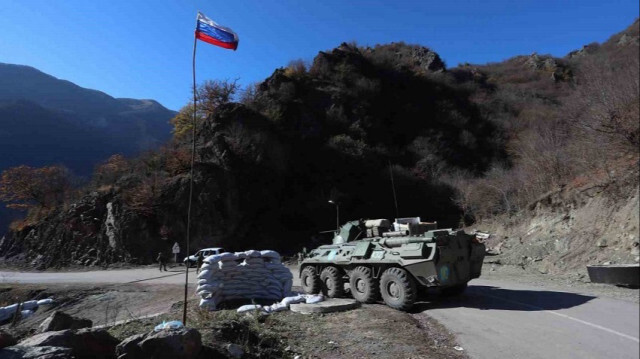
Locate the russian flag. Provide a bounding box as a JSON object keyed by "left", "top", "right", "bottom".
{"left": 195, "top": 12, "right": 239, "bottom": 50}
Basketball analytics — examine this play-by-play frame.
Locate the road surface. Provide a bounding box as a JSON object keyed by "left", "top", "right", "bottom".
{"left": 0, "top": 267, "right": 190, "bottom": 285}
{"left": 423, "top": 278, "right": 639, "bottom": 359}
{"left": 2, "top": 268, "right": 638, "bottom": 359}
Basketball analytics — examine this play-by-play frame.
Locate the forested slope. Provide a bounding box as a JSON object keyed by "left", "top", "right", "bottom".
{"left": 1, "top": 20, "right": 637, "bottom": 269}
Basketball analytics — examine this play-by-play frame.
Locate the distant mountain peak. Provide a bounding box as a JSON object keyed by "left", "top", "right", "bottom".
{"left": 0, "top": 62, "right": 176, "bottom": 175}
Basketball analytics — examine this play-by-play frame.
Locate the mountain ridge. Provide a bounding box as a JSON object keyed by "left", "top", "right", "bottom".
{"left": 0, "top": 62, "right": 177, "bottom": 233}
{"left": 0, "top": 20, "right": 637, "bottom": 270}
{"left": 0, "top": 62, "right": 177, "bottom": 174}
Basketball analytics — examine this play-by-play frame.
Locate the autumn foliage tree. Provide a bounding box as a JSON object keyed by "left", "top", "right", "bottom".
{"left": 93, "top": 154, "right": 130, "bottom": 186}
{"left": 0, "top": 165, "right": 72, "bottom": 211}
{"left": 170, "top": 79, "right": 239, "bottom": 140}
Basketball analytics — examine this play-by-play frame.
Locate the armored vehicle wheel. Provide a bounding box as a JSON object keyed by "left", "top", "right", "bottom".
{"left": 349, "top": 266, "right": 379, "bottom": 303}
{"left": 440, "top": 283, "right": 468, "bottom": 297}
{"left": 301, "top": 266, "right": 321, "bottom": 294}
{"left": 380, "top": 267, "right": 417, "bottom": 311}
{"left": 320, "top": 266, "right": 345, "bottom": 298}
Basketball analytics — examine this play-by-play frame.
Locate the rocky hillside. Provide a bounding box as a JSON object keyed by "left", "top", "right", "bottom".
{"left": 464, "top": 19, "right": 640, "bottom": 274}
{"left": 0, "top": 20, "right": 637, "bottom": 270}
{"left": 0, "top": 63, "right": 177, "bottom": 232}
{"left": 481, "top": 166, "right": 639, "bottom": 276}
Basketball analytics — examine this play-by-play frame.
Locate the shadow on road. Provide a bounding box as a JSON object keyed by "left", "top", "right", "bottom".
{"left": 412, "top": 285, "right": 596, "bottom": 313}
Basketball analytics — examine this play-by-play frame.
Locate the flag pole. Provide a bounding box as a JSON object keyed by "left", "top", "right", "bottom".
{"left": 183, "top": 15, "right": 199, "bottom": 326}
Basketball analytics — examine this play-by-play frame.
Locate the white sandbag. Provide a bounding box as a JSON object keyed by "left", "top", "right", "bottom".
{"left": 199, "top": 298, "right": 217, "bottom": 310}
{"left": 218, "top": 262, "right": 240, "bottom": 271}
{"left": 3, "top": 304, "right": 18, "bottom": 312}
{"left": 265, "top": 263, "right": 284, "bottom": 270}
{"left": 283, "top": 279, "right": 293, "bottom": 293}
{"left": 198, "top": 249, "right": 291, "bottom": 310}
{"left": 197, "top": 269, "right": 213, "bottom": 279}
{"left": 196, "top": 284, "right": 220, "bottom": 294}
{"left": 0, "top": 308, "right": 10, "bottom": 322}
{"left": 281, "top": 295, "right": 306, "bottom": 306}
{"left": 21, "top": 300, "right": 39, "bottom": 311}
{"left": 266, "top": 277, "right": 282, "bottom": 285}
{"left": 244, "top": 250, "right": 261, "bottom": 258}
{"left": 199, "top": 264, "right": 211, "bottom": 271}
{"left": 304, "top": 294, "right": 325, "bottom": 304}
{"left": 37, "top": 298, "right": 54, "bottom": 306}
{"left": 266, "top": 302, "right": 288, "bottom": 312}
{"left": 218, "top": 252, "right": 239, "bottom": 261}
{"left": 260, "top": 250, "right": 280, "bottom": 260}
{"left": 200, "top": 291, "right": 222, "bottom": 300}
{"left": 20, "top": 309, "right": 34, "bottom": 319}
{"left": 236, "top": 304, "right": 262, "bottom": 313}
{"left": 198, "top": 292, "right": 214, "bottom": 299}
{"left": 203, "top": 254, "right": 223, "bottom": 264}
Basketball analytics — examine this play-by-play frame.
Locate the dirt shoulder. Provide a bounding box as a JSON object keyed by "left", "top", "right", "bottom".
{"left": 481, "top": 263, "right": 639, "bottom": 303}
{"left": 1, "top": 283, "right": 467, "bottom": 359}
{"left": 0, "top": 283, "right": 185, "bottom": 340}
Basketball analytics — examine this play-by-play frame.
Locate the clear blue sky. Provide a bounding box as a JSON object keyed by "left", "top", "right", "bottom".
{"left": 1, "top": 0, "right": 637, "bottom": 111}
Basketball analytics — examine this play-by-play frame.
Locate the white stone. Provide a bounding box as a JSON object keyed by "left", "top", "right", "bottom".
{"left": 105, "top": 202, "right": 117, "bottom": 249}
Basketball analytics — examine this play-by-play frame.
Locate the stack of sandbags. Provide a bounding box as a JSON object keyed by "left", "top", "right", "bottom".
{"left": 0, "top": 299, "right": 54, "bottom": 322}
{"left": 196, "top": 250, "right": 293, "bottom": 310}
{"left": 237, "top": 293, "right": 325, "bottom": 314}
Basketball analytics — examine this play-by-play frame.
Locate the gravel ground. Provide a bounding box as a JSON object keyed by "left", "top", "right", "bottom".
{"left": 1, "top": 283, "right": 467, "bottom": 359}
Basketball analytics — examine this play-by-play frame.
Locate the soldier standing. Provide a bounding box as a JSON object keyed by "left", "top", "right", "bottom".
{"left": 196, "top": 252, "right": 204, "bottom": 274}
{"left": 157, "top": 251, "right": 167, "bottom": 272}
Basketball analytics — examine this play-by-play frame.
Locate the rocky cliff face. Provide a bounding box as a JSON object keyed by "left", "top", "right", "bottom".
{"left": 480, "top": 169, "right": 640, "bottom": 276}
{"left": 1, "top": 191, "right": 134, "bottom": 268}
{"left": 0, "top": 63, "right": 177, "bottom": 235}
{"left": 0, "top": 104, "right": 290, "bottom": 268}
{"left": 2, "top": 21, "right": 637, "bottom": 270}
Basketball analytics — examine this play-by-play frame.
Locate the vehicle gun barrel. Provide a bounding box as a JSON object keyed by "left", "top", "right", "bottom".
{"left": 381, "top": 230, "right": 409, "bottom": 237}
{"left": 379, "top": 237, "right": 432, "bottom": 248}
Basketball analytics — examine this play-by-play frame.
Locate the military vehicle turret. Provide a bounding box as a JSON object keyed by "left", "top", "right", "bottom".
{"left": 299, "top": 217, "right": 486, "bottom": 310}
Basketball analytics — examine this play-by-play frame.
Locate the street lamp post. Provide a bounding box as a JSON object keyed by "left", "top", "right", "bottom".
{"left": 328, "top": 200, "right": 339, "bottom": 230}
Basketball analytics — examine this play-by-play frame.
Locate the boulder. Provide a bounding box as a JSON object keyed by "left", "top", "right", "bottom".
{"left": 114, "top": 333, "right": 147, "bottom": 359}
{"left": 39, "top": 311, "right": 93, "bottom": 332}
{"left": 225, "top": 343, "right": 244, "bottom": 358}
{"left": 0, "top": 329, "right": 17, "bottom": 349}
{"left": 139, "top": 328, "right": 202, "bottom": 359}
{"left": 19, "top": 328, "right": 118, "bottom": 359}
{"left": 0, "top": 345, "right": 74, "bottom": 359}
{"left": 117, "top": 328, "right": 202, "bottom": 359}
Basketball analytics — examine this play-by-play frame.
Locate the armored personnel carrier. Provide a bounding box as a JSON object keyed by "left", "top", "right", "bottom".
{"left": 299, "top": 217, "right": 485, "bottom": 310}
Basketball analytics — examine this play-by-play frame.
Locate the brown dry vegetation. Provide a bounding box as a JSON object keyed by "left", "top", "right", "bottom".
{"left": 445, "top": 20, "right": 639, "bottom": 222}
{"left": 1, "top": 20, "right": 637, "bottom": 269}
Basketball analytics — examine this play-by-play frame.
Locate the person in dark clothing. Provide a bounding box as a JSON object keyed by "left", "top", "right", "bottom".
{"left": 157, "top": 252, "right": 167, "bottom": 272}
{"left": 196, "top": 252, "right": 204, "bottom": 274}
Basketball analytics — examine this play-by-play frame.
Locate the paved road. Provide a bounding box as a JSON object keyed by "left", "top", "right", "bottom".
{"left": 2, "top": 268, "right": 638, "bottom": 359}
{"left": 0, "top": 267, "right": 192, "bottom": 285}
{"left": 424, "top": 278, "right": 639, "bottom": 359}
